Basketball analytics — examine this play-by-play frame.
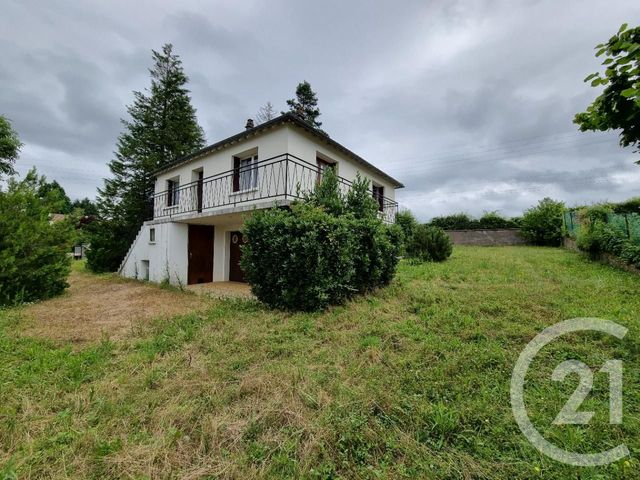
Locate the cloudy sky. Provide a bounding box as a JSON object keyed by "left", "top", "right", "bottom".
{"left": 2, "top": 0, "right": 639, "bottom": 220}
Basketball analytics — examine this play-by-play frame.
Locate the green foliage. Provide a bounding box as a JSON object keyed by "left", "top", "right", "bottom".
{"left": 611, "top": 196, "right": 640, "bottom": 214}
{"left": 519, "top": 198, "right": 565, "bottom": 246}
{"left": 89, "top": 44, "right": 205, "bottom": 272}
{"left": 241, "top": 204, "right": 356, "bottom": 311}
{"left": 71, "top": 198, "right": 99, "bottom": 217}
{"left": 576, "top": 205, "right": 640, "bottom": 268}
{"left": 406, "top": 225, "right": 453, "bottom": 262}
{"left": 285, "top": 80, "right": 323, "bottom": 130}
{"left": 395, "top": 209, "right": 418, "bottom": 253}
{"left": 85, "top": 219, "right": 132, "bottom": 273}
{"left": 429, "top": 212, "right": 474, "bottom": 230}
{"left": 0, "top": 169, "right": 73, "bottom": 305}
{"left": 0, "top": 115, "right": 22, "bottom": 177}
{"left": 345, "top": 173, "right": 379, "bottom": 219}
{"left": 36, "top": 179, "right": 72, "bottom": 214}
{"left": 575, "top": 24, "right": 640, "bottom": 164}
{"left": 241, "top": 173, "right": 400, "bottom": 311}
{"left": 429, "top": 211, "right": 519, "bottom": 230}
{"left": 304, "top": 167, "right": 344, "bottom": 216}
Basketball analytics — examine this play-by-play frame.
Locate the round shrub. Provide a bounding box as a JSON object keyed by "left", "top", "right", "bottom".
{"left": 241, "top": 204, "right": 356, "bottom": 311}
{"left": 241, "top": 204, "right": 401, "bottom": 311}
{"left": 241, "top": 170, "right": 402, "bottom": 311}
{"left": 406, "top": 225, "right": 453, "bottom": 262}
{"left": 520, "top": 198, "right": 565, "bottom": 246}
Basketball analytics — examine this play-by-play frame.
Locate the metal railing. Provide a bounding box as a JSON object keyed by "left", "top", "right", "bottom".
{"left": 151, "top": 153, "right": 398, "bottom": 223}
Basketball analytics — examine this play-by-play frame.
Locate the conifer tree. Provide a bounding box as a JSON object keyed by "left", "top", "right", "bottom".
{"left": 285, "top": 81, "right": 323, "bottom": 130}
{"left": 88, "top": 44, "right": 205, "bottom": 272}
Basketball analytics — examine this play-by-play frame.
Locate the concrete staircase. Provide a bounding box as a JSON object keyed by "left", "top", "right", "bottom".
{"left": 118, "top": 224, "right": 146, "bottom": 274}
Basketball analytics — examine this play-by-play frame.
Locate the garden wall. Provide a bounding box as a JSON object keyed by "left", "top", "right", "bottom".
{"left": 445, "top": 229, "right": 525, "bottom": 246}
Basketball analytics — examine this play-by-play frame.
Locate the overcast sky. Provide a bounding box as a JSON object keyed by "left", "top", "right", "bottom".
{"left": 2, "top": 0, "right": 640, "bottom": 220}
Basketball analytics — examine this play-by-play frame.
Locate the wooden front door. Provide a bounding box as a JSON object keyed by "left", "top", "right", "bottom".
{"left": 228, "top": 231, "right": 246, "bottom": 282}
{"left": 188, "top": 225, "right": 214, "bottom": 285}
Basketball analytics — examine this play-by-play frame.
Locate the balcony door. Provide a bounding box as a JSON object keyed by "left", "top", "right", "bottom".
{"left": 196, "top": 170, "right": 203, "bottom": 213}
{"left": 188, "top": 225, "right": 214, "bottom": 284}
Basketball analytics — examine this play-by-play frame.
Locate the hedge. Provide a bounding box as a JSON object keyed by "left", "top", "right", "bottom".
{"left": 241, "top": 170, "right": 401, "bottom": 311}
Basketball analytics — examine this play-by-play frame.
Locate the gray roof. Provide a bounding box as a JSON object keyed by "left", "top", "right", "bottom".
{"left": 154, "top": 113, "right": 404, "bottom": 188}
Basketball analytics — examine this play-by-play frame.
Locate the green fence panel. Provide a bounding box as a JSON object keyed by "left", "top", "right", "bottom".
{"left": 566, "top": 211, "right": 640, "bottom": 245}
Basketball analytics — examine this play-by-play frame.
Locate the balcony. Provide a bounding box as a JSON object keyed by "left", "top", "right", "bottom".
{"left": 151, "top": 154, "right": 398, "bottom": 223}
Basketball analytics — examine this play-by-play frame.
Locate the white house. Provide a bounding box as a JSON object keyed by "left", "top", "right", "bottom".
{"left": 119, "top": 113, "right": 403, "bottom": 286}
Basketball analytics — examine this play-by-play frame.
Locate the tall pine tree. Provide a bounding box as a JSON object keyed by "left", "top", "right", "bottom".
{"left": 87, "top": 44, "right": 205, "bottom": 272}
{"left": 285, "top": 81, "right": 323, "bottom": 130}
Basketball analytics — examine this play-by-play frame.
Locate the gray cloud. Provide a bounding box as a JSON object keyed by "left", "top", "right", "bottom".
{"left": 1, "top": 0, "right": 639, "bottom": 217}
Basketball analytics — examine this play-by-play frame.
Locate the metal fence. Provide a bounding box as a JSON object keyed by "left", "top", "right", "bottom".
{"left": 564, "top": 210, "right": 640, "bottom": 245}
{"left": 151, "top": 153, "right": 399, "bottom": 223}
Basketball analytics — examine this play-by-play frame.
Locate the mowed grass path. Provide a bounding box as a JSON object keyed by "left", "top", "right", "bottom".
{"left": 1, "top": 247, "right": 639, "bottom": 479}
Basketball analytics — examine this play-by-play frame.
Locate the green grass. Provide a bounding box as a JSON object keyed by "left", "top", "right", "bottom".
{"left": 1, "top": 246, "right": 639, "bottom": 479}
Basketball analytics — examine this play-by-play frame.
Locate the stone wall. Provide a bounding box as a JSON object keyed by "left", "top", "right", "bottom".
{"left": 445, "top": 229, "right": 526, "bottom": 246}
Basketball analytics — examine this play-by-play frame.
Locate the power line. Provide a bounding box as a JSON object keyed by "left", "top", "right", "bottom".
{"left": 386, "top": 137, "right": 616, "bottom": 177}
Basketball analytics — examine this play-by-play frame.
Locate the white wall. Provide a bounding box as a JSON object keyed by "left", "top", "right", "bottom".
{"left": 284, "top": 126, "right": 396, "bottom": 201}
{"left": 120, "top": 222, "right": 189, "bottom": 286}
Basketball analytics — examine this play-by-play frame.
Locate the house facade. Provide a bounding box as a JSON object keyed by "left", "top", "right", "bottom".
{"left": 119, "top": 113, "right": 403, "bottom": 286}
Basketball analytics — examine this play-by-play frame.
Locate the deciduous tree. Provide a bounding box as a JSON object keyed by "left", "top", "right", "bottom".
{"left": 575, "top": 23, "right": 640, "bottom": 164}
{"left": 255, "top": 101, "right": 276, "bottom": 124}
{"left": 0, "top": 115, "right": 22, "bottom": 177}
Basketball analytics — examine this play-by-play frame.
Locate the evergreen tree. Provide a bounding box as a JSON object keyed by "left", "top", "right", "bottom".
{"left": 88, "top": 44, "right": 205, "bottom": 272}
{"left": 71, "top": 198, "right": 99, "bottom": 217}
{"left": 37, "top": 179, "right": 72, "bottom": 213}
{"left": 285, "top": 81, "right": 323, "bottom": 130}
{"left": 0, "top": 168, "right": 74, "bottom": 305}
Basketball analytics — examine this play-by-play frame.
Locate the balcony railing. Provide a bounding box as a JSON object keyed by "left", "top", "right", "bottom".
{"left": 151, "top": 153, "right": 398, "bottom": 223}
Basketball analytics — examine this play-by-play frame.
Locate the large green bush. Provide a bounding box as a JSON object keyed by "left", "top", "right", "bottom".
{"left": 519, "top": 198, "right": 565, "bottom": 246}
{"left": 0, "top": 170, "right": 74, "bottom": 305}
{"left": 241, "top": 170, "right": 401, "bottom": 311}
{"left": 406, "top": 225, "right": 453, "bottom": 262}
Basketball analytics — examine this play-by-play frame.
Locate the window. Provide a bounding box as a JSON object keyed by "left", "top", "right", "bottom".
{"left": 372, "top": 185, "right": 384, "bottom": 212}
{"left": 233, "top": 155, "right": 258, "bottom": 192}
{"left": 167, "top": 179, "right": 180, "bottom": 206}
{"left": 316, "top": 157, "right": 335, "bottom": 182}
{"left": 149, "top": 228, "right": 156, "bottom": 243}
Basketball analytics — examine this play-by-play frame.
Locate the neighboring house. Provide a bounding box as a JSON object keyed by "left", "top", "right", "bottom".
{"left": 119, "top": 113, "right": 403, "bottom": 285}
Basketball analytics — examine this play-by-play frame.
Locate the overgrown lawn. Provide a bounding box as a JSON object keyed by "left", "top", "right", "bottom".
{"left": 1, "top": 247, "right": 639, "bottom": 479}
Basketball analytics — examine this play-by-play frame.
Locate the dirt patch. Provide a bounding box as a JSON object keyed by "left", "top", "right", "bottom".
{"left": 187, "top": 281, "right": 253, "bottom": 299}
{"left": 21, "top": 271, "right": 209, "bottom": 345}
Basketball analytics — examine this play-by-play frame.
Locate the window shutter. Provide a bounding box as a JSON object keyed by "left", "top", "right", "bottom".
{"left": 233, "top": 156, "right": 240, "bottom": 192}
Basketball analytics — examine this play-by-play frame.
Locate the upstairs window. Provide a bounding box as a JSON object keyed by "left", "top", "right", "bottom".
{"left": 167, "top": 178, "right": 180, "bottom": 206}
{"left": 316, "top": 157, "right": 336, "bottom": 183}
{"left": 372, "top": 184, "right": 384, "bottom": 212}
{"left": 149, "top": 228, "right": 156, "bottom": 243}
{"left": 233, "top": 155, "right": 258, "bottom": 192}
